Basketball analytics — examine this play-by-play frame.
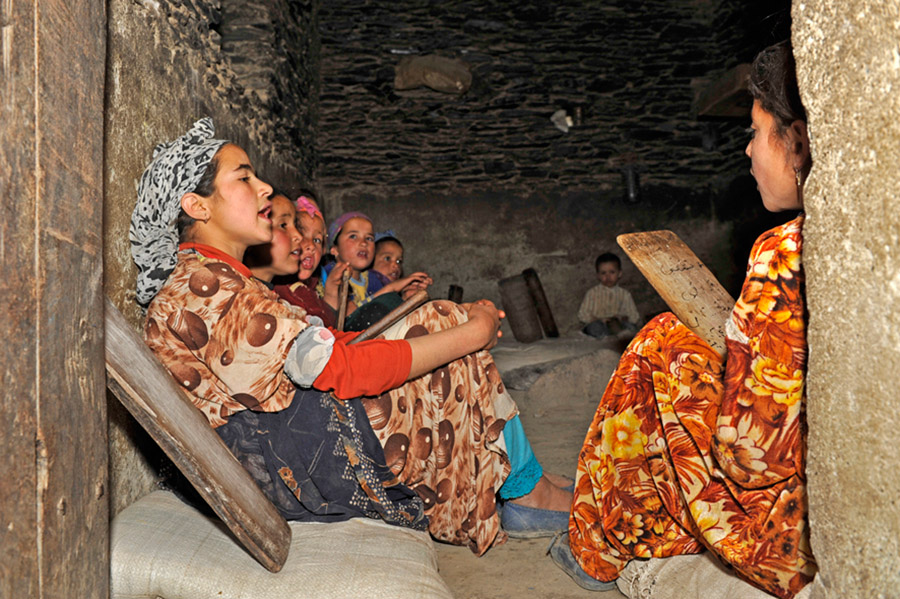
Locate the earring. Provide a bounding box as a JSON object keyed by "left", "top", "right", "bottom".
{"left": 795, "top": 168, "right": 804, "bottom": 205}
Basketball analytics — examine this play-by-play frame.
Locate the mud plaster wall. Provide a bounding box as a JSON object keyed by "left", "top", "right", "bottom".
{"left": 104, "top": 0, "right": 318, "bottom": 513}
{"left": 793, "top": 2, "right": 900, "bottom": 597}
{"left": 315, "top": 0, "right": 794, "bottom": 332}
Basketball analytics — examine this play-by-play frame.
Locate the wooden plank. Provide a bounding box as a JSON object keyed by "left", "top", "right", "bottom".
{"left": 349, "top": 290, "right": 430, "bottom": 344}
{"left": 522, "top": 268, "right": 559, "bottom": 338}
{"left": 104, "top": 298, "right": 292, "bottom": 572}
{"left": 617, "top": 230, "right": 734, "bottom": 358}
{"left": 336, "top": 269, "right": 351, "bottom": 331}
{"left": 0, "top": 1, "right": 39, "bottom": 596}
{"left": 35, "top": 2, "right": 108, "bottom": 596}
{"left": 693, "top": 63, "right": 752, "bottom": 119}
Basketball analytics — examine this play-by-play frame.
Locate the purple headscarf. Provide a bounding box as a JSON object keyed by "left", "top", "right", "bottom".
{"left": 327, "top": 211, "right": 372, "bottom": 246}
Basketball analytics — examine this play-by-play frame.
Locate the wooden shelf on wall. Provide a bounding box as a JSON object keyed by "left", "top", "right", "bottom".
{"left": 692, "top": 63, "right": 752, "bottom": 119}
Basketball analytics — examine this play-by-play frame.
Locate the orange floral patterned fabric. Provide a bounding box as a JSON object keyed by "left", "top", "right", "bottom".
{"left": 569, "top": 216, "right": 816, "bottom": 599}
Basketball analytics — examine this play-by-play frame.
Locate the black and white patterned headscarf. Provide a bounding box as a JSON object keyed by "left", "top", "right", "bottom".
{"left": 130, "top": 118, "right": 229, "bottom": 308}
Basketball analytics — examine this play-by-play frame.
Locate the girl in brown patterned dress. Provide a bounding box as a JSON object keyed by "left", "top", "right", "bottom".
{"left": 548, "top": 41, "right": 817, "bottom": 598}
{"left": 130, "top": 128, "right": 571, "bottom": 556}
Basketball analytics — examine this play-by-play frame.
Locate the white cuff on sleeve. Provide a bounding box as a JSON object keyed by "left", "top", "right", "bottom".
{"left": 284, "top": 325, "right": 335, "bottom": 388}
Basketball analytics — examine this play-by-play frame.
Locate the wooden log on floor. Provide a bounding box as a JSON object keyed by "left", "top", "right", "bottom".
{"left": 104, "top": 297, "right": 291, "bottom": 572}
{"left": 522, "top": 268, "right": 559, "bottom": 338}
{"left": 618, "top": 230, "right": 734, "bottom": 358}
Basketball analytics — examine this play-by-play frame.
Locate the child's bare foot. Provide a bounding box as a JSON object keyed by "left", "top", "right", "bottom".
{"left": 508, "top": 475, "right": 572, "bottom": 513}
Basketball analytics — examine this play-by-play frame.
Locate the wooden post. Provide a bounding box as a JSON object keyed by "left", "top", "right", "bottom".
{"left": 448, "top": 284, "right": 464, "bottom": 303}
{"left": 0, "top": 1, "right": 108, "bottom": 597}
{"left": 522, "top": 268, "right": 559, "bottom": 338}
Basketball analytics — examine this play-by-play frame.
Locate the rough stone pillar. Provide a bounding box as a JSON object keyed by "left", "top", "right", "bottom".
{"left": 793, "top": 2, "right": 900, "bottom": 597}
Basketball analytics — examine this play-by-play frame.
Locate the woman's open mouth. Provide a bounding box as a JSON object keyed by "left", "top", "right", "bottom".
{"left": 258, "top": 205, "right": 272, "bottom": 221}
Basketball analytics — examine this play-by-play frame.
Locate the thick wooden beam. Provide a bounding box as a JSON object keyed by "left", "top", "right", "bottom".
{"left": 618, "top": 230, "right": 734, "bottom": 358}
{"left": 104, "top": 299, "right": 292, "bottom": 572}
{"left": 1, "top": 1, "right": 108, "bottom": 596}
{"left": 693, "top": 63, "right": 752, "bottom": 119}
{"left": 0, "top": 2, "right": 40, "bottom": 596}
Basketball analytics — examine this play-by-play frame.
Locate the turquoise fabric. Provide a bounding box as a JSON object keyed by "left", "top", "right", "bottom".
{"left": 498, "top": 415, "right": 543, "bottom": 499}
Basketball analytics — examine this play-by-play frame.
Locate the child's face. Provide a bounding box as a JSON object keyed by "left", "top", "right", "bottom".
{"left": 297, "top": 211, "right": 326, "bottom": 281}
{"left": 205, "top": 144, "right": 275, "bottom": 253}
{"left": 265, "top": 195, "right": 302, "bottom": 276}
{"left": 372, "top": 240, "right": 403, "bottom": 281}
{"left": 330, "top": 217, "right": 375, "bottom": 272}
{"left": 596, "top": 262, "right": 622, "bottom": 288}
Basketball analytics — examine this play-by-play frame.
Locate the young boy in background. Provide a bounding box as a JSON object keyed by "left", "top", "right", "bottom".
{"left": 577, "top": 252, "right": 640, "bottom": 341}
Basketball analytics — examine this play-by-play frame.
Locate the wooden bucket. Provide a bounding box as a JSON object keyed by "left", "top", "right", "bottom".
{"left": 448, "top": 284, "right": 464, "bottom": 303}
{"left": 498, "top": 274, "right": 543, "bottom": 343}
{"left": 521, "top": 268, "right": 558, "bottom": 338}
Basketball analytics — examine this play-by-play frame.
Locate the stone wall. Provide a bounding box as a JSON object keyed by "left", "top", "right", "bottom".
{"left": 794, "top": 2, "right": 900, "bottom": 597}
{"left": 315, "top": 0, "right": 791, "bottom": 329}
{"left": 221, "top": 0, "right": 320, "bottom": 177}
{"left": 104, "top": 0, "right": 317, "bottom": 513}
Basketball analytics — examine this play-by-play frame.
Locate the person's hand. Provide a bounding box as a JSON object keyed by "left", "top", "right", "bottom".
{"left": 386, "top": 271, "right": 432, "bottom": 295}
{"left": 323, "top": 261, "right": 352, "bottom": 309}
{"left": 461, "top": 299, "right": 505, "bottom": 350}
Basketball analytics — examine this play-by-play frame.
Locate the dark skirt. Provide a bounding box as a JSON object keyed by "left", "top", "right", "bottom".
{"left": 216, "top": 386, "right": 427, "bottom": 531}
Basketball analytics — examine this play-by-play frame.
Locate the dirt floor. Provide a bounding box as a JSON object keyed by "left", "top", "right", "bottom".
{"left": 435, "top": 336, "right": 628, "bottom": 599}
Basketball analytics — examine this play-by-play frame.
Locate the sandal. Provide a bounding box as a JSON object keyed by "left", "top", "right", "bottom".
{"left": 498, "top": 501, "right": 570, "bottom": 538}
{"left": 547, "top": 532, "right": 618, "bottom": 591}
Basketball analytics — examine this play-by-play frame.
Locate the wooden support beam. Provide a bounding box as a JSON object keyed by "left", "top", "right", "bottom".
{"left": 1, "top": 1, "right": 108, "bottom": 596}
{"left": 693, "top": 63, "right": 752, "bottom": 119}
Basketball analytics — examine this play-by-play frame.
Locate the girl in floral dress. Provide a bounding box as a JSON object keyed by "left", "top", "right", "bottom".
{"left": 550, "top": 41, "right": 816, "bottom": 599}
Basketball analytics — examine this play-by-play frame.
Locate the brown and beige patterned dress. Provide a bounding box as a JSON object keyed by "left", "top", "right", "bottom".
{"left": 146, "top": 250, "right": 516, "bottom": 555}
{"left": 569, "top": 216, "right": 816, "bottom": 598}
{"left": 362, "top": 300, "right": 518, "bottom": 554}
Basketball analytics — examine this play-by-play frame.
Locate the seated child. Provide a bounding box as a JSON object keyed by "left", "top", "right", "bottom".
{"left": 577, "top": 252, "right": 641, "bottom": 340}
{"left": 366, "top": 230, "right": 405, "bottom": 295}
{"left": 321, "top": 212, "right": 432, "bottom": 313}
{"left": 244, "top": 192, "right": 336, "bottom": 327}
{"left": 247, "top": 191, "right": 575, "bottom": 543}
{"left": 130, "top": 119, "right": 572, "bottom": 555}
